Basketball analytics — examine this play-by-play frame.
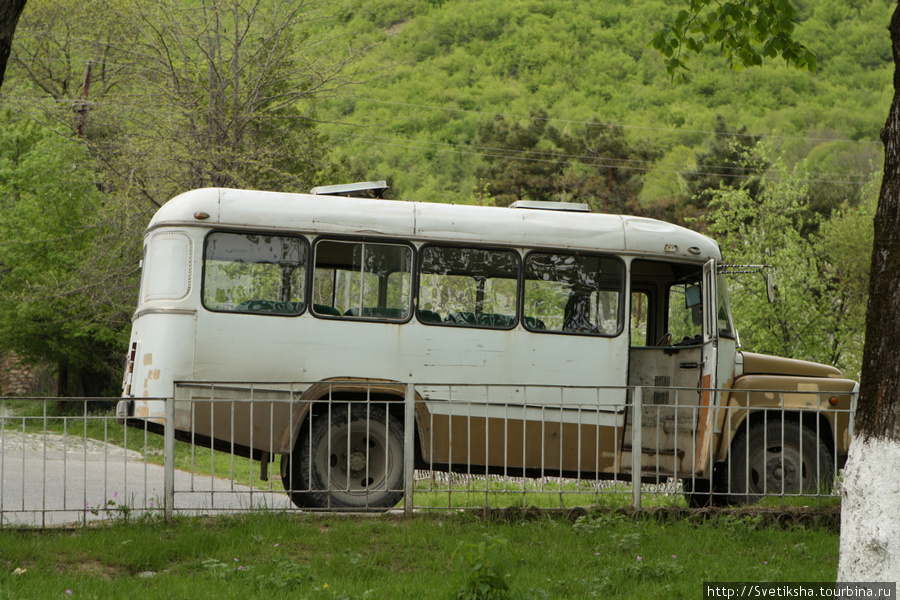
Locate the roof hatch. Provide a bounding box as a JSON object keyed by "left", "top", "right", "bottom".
{"left": 509, "top": 200, "right": 591, "bottom": 212}
{"left": 309, "top": 181, "right": 389, "bottom": 198}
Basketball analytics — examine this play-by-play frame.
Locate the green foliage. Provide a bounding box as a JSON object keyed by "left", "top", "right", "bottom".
{"left": 814, "top": 182, "right": 877, "bottom": 379}
{"left": 698, "top": 143, "right": 872, "bottom": 375}
{"left": 320, "top": 0, "right": 888, "bottom": 206}
{"left": 474, "top": 110, "right": 566, "bottom": 206}
{"left": 636, "top": 145, "right": 694, "bottom": 217}
{"left": 451, "top": 536, "right": 514, "bottom": 600}
{"left": 702, "top": 152, "right": 825, "bottom": 362}
{"left": 101, "top": 0, "right": 348, "bottom": 199}
{"left": 649, "top": 0, "right": 817, "bottom": 83}
{"left": 0, "top": 112, "right": 137, "bottom": 395}
{"left": 256, "top": 555, "right": 314, "bottom": 589}
{"left": 716, "top": 513, "right": 765, "bottom": 534}
{"left": 473, "top": 111, "right": 662, "bottom": 212}
{"left": 802, "top": 138, "right": 880, "bottom": 215}
{"left": 2, "top": 0, "right": 369, "bottom": 393}
{"left": 572, "top": 512, "right": 628, "bottom": 533}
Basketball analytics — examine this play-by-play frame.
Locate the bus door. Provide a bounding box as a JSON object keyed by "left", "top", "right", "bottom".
{"left": 696, "top": 258, "right": 737, "bottom": 474}
{"left": 624, "top": 258, "right": 734, "bottom": 478}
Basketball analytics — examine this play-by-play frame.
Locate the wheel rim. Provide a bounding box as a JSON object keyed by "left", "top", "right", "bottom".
{"left": 315, "top": 419, "right": 393, "bottom": 496}
{"left": 747, "top": 441, "right": 809, "bottom": 494}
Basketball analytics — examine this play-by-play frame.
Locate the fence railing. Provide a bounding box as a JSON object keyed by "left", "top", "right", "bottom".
{"left": 0, "top": 382, "right": 854, "bottom": 527}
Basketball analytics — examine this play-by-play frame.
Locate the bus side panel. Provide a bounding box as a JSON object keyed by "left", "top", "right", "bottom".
{"left": 174, "top": 386, "right": 296, "bottom": 456}
{"left": 123, "top": 226, "right": 202, "bottom": 424}
{"left": 189, "top": 317, "right": 630, "bottom": 459}
{"left": 130, "top": 313, "right": 197, "bottom": 398}
{"left": 420, "top": 414, "right": 621, "bottom": 476}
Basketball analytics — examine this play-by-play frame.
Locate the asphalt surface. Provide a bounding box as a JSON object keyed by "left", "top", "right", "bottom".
{"left": 0, "top": 431, "right": 292, "bottom": 527}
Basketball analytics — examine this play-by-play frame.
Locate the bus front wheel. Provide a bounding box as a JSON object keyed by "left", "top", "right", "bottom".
{"left": 283, "top": 404, "right": 404, "bottom": 510}
{"left": 727, "top": 420, "right": 833, "bottom": 505}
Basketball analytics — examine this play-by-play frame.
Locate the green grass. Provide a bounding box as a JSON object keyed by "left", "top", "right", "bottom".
{"left": 0, "top": 511, "right": 838, "bottom": 599}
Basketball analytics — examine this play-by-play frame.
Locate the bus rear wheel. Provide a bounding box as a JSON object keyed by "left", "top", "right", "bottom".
{"left": 282, "top": 404, "right": 404, "bottom": 510}
{"left": 727, "top": 420, "right": 833, "bottom": 505}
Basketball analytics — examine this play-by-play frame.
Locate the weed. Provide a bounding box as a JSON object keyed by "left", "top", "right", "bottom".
{"left": 619, "top": 559, "right": 685, "bottom": 580}
{"left": 87, "top": 493, "right": 137, "bottom": 521}
{"left": 256, "top": 555, "right": 312, "bottom": 589}
{"left": 451, "top": 535, "right": 513, "bottom": 600}
{"left": 717, "top": 513, "right": 763, "bottom": 534}
{"left": 341, "top": 549, "right": 364, "bottom": 565}
{"left": 202, "top": 557, "right": 249, "bottom": 579}
{"left": 572, "top": 513, "right": 627, "bottom": 533}
{"left": 613, "top": 532, "right": 642, "bottom": 553}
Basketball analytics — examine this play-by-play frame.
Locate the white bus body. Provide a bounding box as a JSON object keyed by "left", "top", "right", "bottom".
{"left": 118, "top": 187, "right": 856, "bottom": 509}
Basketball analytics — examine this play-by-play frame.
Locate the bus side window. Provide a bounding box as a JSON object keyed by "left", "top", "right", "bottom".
{"left": 417, "top": 245, "right": 519, "bottom": 329}
{"left": 523, "top": 252, "right": 623, "bottom": 336}
{"left": 202, "top": 232, "right": 307, "bottom": 315}
{"left": 312, "top": 239, "right": 412, "bottom": 320}
{"left": 630, "top": 291, "right": 650, "bottom": 346}
{"left": 667, "top": 282, "right": 703, "bottom": 344}
{"left": 143, "top": 232, "right": 192, "bottom": 303}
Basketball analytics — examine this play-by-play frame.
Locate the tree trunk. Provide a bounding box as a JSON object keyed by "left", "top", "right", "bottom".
{"left": 0, "top": 0, "right": 27, "bottom": 90}
{"left": 837, "top": 1, "right": 900, "bottom": 583}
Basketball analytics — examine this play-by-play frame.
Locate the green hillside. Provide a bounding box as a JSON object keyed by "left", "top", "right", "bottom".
{"left": 316, "top": 0, "right": 890, "bottom": 207}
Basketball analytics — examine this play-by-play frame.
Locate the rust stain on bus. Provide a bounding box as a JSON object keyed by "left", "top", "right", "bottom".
{"left": 693, "top": 374, "right": 713, "bottom": 476}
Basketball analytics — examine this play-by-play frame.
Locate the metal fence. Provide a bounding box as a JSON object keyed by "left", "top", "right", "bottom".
{"left": 0, "top": 383, "right": 854, "bottom": 527}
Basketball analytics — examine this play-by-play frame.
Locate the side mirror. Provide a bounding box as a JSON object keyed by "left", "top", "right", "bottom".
{"left": 766, "top": 270, "right": 778, "bottom": 303}
{"left": 684, "top": 285, "right": 701, "bottom": 308}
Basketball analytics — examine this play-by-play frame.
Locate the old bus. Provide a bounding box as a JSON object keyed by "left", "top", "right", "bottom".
{"left": 117, "top": 184, "right": 857, "bottom": 509}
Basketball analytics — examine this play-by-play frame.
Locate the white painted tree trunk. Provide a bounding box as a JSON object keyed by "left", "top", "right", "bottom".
{"left": 836, "top": 1, "right": 900, "bottom": 586}
{"left": 838, "top": 436, "right": 900, "bottom": 583}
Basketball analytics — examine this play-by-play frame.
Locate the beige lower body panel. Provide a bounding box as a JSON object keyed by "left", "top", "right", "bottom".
{"left": 174, "top": 387, "right": 297, "bottom": 454}
{"left": 415, "top": 403, "right": 623, "bottom": 476}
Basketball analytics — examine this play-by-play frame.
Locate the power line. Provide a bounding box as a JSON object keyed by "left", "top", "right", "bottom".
{"left": 324, "top": 130, "right": 875, "bottom": 187}
{"left": 343, "top": 96, "right": 884, "bottom": 146}
{"left": 0, "top": 88, "right": 875, "bottom": 188}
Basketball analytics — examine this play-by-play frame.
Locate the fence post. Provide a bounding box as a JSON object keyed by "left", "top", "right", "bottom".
{"left": 164, "top": 397, "right": 175, "bottom": 522}
{"left": 632, "top": 386, "right": 642, "bottom": 510}
{"left": 403, "top": 382, "right": 416, "bottom": 517}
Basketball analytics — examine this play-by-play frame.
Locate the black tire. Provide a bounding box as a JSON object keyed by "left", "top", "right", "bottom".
{"left": 282, "top": 404, "right": 404, "bottom": 510}
{"left": 682, "top": 470, "right": 729, "bottom": 508}
{"left": 727, "top": 420, "right": 833, "bottom": 505}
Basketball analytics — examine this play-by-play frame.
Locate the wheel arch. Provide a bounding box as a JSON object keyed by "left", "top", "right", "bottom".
{"left": 715, "top": 406, "right": 836, "bottom": 466}
{"left": 722, "top": 410, "right": 836, "bottom": 504}
{"left": 714, "top": 377, "right": 844, "bottom": 465}
{"left": 736, "top": 410, "right": 835, "bottom": 461}
{"left": 285, "top": 378, "right": 425, "bottom": 466}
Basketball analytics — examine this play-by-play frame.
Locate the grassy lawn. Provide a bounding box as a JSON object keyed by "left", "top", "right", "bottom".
{"left": 0, "top": 511, "right": 838, "bottom": 600}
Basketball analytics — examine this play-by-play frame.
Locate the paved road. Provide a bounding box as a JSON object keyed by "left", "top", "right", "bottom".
{"left": 0, "top": 431, "right": 292, "bottom": 527}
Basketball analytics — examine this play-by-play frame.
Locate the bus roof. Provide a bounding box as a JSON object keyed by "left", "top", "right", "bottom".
{"left": 148, "top": 187, "right": 721, "bottom": 262}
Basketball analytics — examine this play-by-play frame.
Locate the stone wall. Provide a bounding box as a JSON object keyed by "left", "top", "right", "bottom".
{"left": 0, "top": 351, "right": 46, "bottom": 396}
